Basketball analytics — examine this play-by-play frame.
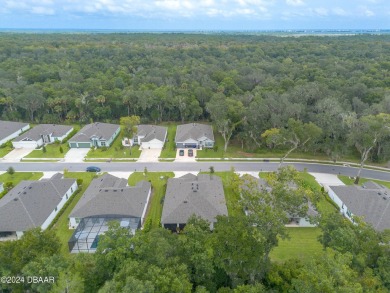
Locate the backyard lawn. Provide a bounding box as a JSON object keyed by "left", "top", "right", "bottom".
{"left": 86, "top": 134, "right": 141, "bottom": 159}
{"left": 338, "top": 175, "right": 390, "bottom": 189}
{"left": 270, "top": 227, "right": 323, "bottom": 262}
{"left": 25, "top": 143, "right": 69, "bottom": 158}
{"left": 128, "top": 172, "right": 175, "bottom": 229}
{"left": 0, "top": 172, "right": 43, "bottom": 199}
{"left": 159, "top": 124, "right": 177, "bottom": 158}
{"left": 50, "top": 172, "right": 98, "bottom": 255}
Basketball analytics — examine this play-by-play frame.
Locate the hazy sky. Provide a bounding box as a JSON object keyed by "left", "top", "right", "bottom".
{"left": 0, "top": 0, "right": 388, "bottom": 30}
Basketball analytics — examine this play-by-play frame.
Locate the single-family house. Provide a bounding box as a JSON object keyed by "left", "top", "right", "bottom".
{"left": 328, "top": 181, "right": 390, "bottom": 231}
{"left": 175, "top": 123, "right": 214, "bottom": 149}
{"left": 240, "top": 174, "right": 317, "bottom": 227}
{"left": 68, "top": 174, "right": 151, "bottom": 253}
{"left": 0, "top": 120, "right": 30, "bottom": 146}
{"left": 0, "top": 173, "right": 77, "bottom": 240}
{"left": 132, "top": 125, "right": 168, "bottom": 149}
{"left": 161, "top": 173, "right": 228, "bottom": 231}
{"left": 68, "top": 122, "right": 120, "bottom": 148}
{"left": 12, "top": 124, "right": 73, "bottom": 148}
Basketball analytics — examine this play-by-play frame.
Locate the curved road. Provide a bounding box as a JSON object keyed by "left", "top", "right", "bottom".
{"left": 1, "top": 161, "right": 389, "bottom": 181}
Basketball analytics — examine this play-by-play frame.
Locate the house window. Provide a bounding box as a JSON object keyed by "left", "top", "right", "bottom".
{"left": 101, "top": 141, "right": 106, "bottom": 146}
{"left": 76, "top": 218, "right": 80, "bottom": 224}
{"left": 71, "top": 187, "right": 73, "bottom": 193}
{"left": 66, "top": 194, "right": 68, "bottom": 199}
{"left": 55, "top": 206, "right": 58, "bottom": 212}
{"left": 205, "top": 141, "right": 213, "bottom": 147}
{"left": 134, "top": 137, "right": 138, "bottom": 143}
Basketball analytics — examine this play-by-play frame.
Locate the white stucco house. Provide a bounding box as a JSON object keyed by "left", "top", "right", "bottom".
{"left": 0, "top": 173, "right": 77, "bottom": 240}
{"left": 0, "top": 120, "right": 30, "bottom": 146}
{"left": 130, "top": 125, "right": 168, "bottom": 149}
{"left": 12, "top": 124, "right": 73, "bottom": 148}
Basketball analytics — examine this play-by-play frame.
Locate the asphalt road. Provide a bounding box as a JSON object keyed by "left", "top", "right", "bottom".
{"left": 0, "top": 161, "right": 389, "bottom": 181}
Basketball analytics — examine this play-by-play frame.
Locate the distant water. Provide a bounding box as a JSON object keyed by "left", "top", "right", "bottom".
{"left": 0, "top": 28, "right": 389, "bottom": 36}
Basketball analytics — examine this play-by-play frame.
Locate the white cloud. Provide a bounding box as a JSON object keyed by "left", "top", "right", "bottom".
{"left": 31, "top": 6, "right": 55, "bottom": 14}
{"left": 332, "top": 7, "right": 347, "bottom": 16}
{"left": 285, "top": 0, "right": 304, "bottom": 6}
{"left": 313, "top": 7, "right": 328, "bottom": 16}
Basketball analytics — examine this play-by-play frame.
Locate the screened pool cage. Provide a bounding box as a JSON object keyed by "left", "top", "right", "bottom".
{"left": 68, "top": 216, "right": 140, "bottom": 253}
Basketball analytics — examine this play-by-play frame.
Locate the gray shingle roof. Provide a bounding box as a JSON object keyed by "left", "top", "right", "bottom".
{"left": 0, "top": 174, "right": 76, "bottom": 232}
{"left": 69, "top": 122, "right": 120, "bottom": 142}
{"left": 175, "top": 123, "right": 214, "bottom": 142}
{"left": 13, "top": 124, "right": 73, "bottom": 142}
{"left": 137, "top": 125, "right": 167, "bottom": 142}
{"left": 0, "top": 120, "right": 29, "bottom": 141}
{"left": 329, "top": 182, "right": 390, "bottom": 231}
{"left": 161, "top": 174, "right": 227, "bottom": 225}
{"left": 70, "top": 174, "right": 151, "bottom": 219}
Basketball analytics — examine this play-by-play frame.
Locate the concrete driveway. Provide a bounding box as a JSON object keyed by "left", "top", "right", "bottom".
{"left": 64, "top": 148, "right": 90, "bottom": 162}
{"left": 310, "top": 172, "right": 345, "bottom": 191}
{"left": 175, "top": 149, "right": 196, "bottom": 162}
{"left": 138, "top": 149, "right": 161, "bottom": 162}
{"left": 2, "top": 148, "right": 35, "bottom": 162}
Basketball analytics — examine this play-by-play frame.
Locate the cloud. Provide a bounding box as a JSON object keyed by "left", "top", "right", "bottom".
{"left": 285, "top": 0, "right": 304, "bottom": 6}
{"left": 332, "top": 7, "right": 347, "bottom": 16}
{"left": 313, "top": 7, "right": 328, "bottom": 16}
{"left": 31, "top": 6, "right": 55, "bottom": 15}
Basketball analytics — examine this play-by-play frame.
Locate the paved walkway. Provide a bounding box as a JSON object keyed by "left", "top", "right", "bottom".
{"left": 2, "top": 148, "right": 35, "bottom": 162}
{"left": 40, "top": 172, "right": 60, "bottom": 180}
{"left": 310, "top": 172, "right": 345, "bottom": 191}
{"left": 138, "top": 149, "right": 161, "bottom": 162}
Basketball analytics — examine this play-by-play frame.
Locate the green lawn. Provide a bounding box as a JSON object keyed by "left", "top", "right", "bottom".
{"left": 86, "top": 133, "right": 141, "bottom": 159}
{"left": 25, "top": 143, "right": 70, "bottom": 158}
{"left": 270, "top": 227, "right": 323, "bottom": 262}
{"left": 0, "top": 172, "right": 43, "bottom": 199}
{"left": 0, "top": 146, "right": 13, "bottom": 158}
{"left": 212, "top": 172, "right": 244, "bottom": 217}
{"left": 50, "top": 172, "right": 98, "bottom": 255}
{"left": 128, "top": 172, "right": 175, "bottom": 229}
{"left": 159, "top": 124, "right": 177, "bottom": 158}
{"left": 338, "top": 175, "right": 390, "bottom": 189}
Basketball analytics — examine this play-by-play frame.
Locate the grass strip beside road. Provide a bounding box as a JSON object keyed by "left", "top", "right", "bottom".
{"left": 338, "top": 175, "right": 390, "bottom": 189}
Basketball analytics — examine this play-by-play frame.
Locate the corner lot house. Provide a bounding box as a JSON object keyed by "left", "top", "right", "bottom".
{"left": 12, "top": 124, "right": 73, "bottom": 148}
{"left": 161, "top": 174, "right": 228, "bottom": 231}
{"left": 175, "top": 123, "right": 214, "bottom": 149}
{"left": 328, "top": 181, "right": 390, "bottom": 231}
{"left": 0, "top": 120, "right": 30, "bottom": 146}
{"left": 0, "top": 173, "right": 77, "bottom": 241}
{"left": 68, "top": 122, "right": 120, "bottom": 148}
{"left": 132, "top": 125, "right": 167, "bottom": 149}
{"left": 68, "top": 174, "right": 151, "bottom": 253}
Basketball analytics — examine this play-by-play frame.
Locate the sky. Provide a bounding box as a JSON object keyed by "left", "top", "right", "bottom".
{"left": 0, "top": 0, "right": 388, "bottom": 30}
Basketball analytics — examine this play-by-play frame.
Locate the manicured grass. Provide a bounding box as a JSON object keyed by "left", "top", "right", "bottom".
{"left": 213, "top": 172, "right": 244, "bottom": 217}
{"left": 25, "top": 143, "right": 69, "bottom": 158}
{"left": 338, "top": 175, "right": 390, "bottom": 189}
{"left": 128, "top": 172, "right": 175, "bottom": 229}
{"left": 51, "top": 172, "right": 98, "bottom": 255}
{"left": 159, "top": 124, "right": 177, "bottom": 158}
{"left": 0, "top": 146, "right": 13, "bottom": 158}
{"left": 270, "top": 227, "right": 323, "bottom": 262}
{"left": 86, "top": 134, "right": 141, "bottom": 159}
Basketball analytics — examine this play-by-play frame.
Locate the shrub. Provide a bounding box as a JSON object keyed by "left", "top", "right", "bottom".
{"left": 76, "top": 178, "right": 83, "bottom": 186}
{"left": 42, "top": 146, "right": 47, "bottom": 153}
{"left": 7, "top": 166, "right": 15, "bottom": 175}
{"left": 4, "top": 181, "right": 14, "bottom": 190}
{"left": 59, "top": 146, "right": 64, "bottom": 153}
{"left": 101, "top": 146, "right": 108, "bottom": 152}
{"left": 209, "top": 166, "right": 215, "bottom": 174}
{"left": 213, "top": 145, "right": 219, "bottom": 152}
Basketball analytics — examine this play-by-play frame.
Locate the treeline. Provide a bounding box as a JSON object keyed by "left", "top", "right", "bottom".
{"left": 0, "top": 33, "right": 390, "bottom": 162}
{"left": 0, "top": 168, "right": 389, "bottom": 292}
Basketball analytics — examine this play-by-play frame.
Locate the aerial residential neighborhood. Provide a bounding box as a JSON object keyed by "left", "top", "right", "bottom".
{"left": 1, "top": 31, "right": 390, "bottom": 292}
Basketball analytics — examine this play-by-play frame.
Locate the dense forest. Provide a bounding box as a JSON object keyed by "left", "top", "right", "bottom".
{"left": 0, "top": 33, "right": 390, "bottom": 166}
{"left": 1, "top": 167, "right": 389, "bottom": 292}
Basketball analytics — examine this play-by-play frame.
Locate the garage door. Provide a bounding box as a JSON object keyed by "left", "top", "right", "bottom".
{"left": 185, "top": 144, "right": 197, "bottom": 148}
{"left": 142, "top": 141, "right": 163, "bottom": 149}
{"left": 77, "top": 142, "right": 92, "bottom": 148}
{"left": 69, "top": 142, "right": 78, "bottom": 148}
